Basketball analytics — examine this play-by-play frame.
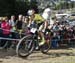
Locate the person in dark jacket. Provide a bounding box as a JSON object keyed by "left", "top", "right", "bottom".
{"left": 16, "top": 15, "right": 23, "bottom": 38}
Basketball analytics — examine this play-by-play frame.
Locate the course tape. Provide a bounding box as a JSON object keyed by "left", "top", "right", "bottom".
{"left": 0, "top": 37, "right": 20, "bottom": 41}
{"left": 0, "top": 28, "right": 26, "bottom": 35}
{"left": 0, "top": 28, "right": 75, "bottom": 41}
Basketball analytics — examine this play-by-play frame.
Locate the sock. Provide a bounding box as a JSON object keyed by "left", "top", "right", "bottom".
{"left": 39, "top": 37, "right": 45, "bottom": 46}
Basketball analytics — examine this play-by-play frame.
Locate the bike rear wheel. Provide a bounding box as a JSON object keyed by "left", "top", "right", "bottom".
{"left": 40, "top": 40, "right": 51, "bottom": 54}
{"left": 40, "top": 30, "right": 51, "bottom": 54}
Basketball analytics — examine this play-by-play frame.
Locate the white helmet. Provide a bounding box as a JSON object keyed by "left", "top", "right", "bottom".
{"left": 27, "top": 10, "right": 33, "bottom": 16}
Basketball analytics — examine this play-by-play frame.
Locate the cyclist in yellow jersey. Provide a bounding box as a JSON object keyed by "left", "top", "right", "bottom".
{"left": 34, "top": 14, "right": 44, "bottom": 24}
{"left": 28, "top": 9, "right": 48, "bottom": 46}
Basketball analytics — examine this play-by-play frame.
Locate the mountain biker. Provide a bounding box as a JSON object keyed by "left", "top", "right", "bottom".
{"left": 27, "top": 9, "right": 48, "bottom": 46}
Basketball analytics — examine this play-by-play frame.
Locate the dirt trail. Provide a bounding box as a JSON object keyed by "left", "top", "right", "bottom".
{"left": 0, "top": 48, "right": 75, "bottom": 63}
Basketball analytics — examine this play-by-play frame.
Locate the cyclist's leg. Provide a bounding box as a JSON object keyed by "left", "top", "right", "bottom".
{"left": 38, "top": 24, "right": 45, "bottom": 46}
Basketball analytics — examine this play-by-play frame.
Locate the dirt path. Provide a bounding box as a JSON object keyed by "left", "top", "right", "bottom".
{"left": 0, "top": 48, "right": 75, "bottom": 63}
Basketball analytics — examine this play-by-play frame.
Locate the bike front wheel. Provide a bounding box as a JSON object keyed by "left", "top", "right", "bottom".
{"left": 16, "top": 34, "right": 35, "bottom": 58}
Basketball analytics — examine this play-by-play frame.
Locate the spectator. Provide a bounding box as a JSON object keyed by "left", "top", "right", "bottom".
{"left": 9, "top": 15, "right": 16, "bottom": 32}
{"left": 1, "top": 17, "right": 11, "bottom": 48}
{"left": 9, "top": 15, "right": 17, "bottom": 39}
{"left": 22, "top": 16, "right": 29, "bottom": 32}
{"left": 0, "top": 17, "right": 2, "bottom": 37}
{"left": 0, "top": 17, "right": 2, "bottom": 47}
{"left": 1, "top": 17, "right": 11, "bottom": 36}
{"left": 16, "top": 14, "right": 23, "bottom": 38}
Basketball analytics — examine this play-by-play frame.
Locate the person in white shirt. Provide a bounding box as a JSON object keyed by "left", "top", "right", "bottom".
{"left": 42, "top": 7, "right": 54, "bottom": 29}
{"left": 9, "top": 15, "right": 16, "bottom": 32}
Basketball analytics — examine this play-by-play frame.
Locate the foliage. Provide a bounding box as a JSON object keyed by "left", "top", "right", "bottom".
{"left": 54, "top": 1, "right": 75, "bottom": 10}
{"left": 0, "top": 0, "right": 38, "bottom": 16}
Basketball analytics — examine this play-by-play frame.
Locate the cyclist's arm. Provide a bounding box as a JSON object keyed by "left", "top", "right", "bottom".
{"left": 27, "top": 16, "right": 33, "bottom": 27}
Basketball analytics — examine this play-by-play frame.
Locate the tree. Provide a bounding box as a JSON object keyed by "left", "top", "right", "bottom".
{"left": 54, "top": 1, "right": 75, "bottom": 10}
{"left": 0, "top": 0, "right": 38, "bottom": 16}
{"left": 0, "top": 0, "right": 15, "bottom": 16}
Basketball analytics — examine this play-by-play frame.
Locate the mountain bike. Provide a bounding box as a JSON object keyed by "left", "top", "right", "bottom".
{"left": 16, "top": 27, "right": 52, "bottom": 58}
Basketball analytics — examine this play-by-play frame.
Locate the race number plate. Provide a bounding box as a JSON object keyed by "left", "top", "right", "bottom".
{"left": 30, "top": 28, "right": 37, "bottom": 33}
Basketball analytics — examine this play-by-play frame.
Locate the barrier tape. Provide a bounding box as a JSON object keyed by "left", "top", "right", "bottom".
{"left": 0, "top": 37, "right": 75, "bottom": 41}
{"left": 51, "top": 38, "right": 75, "bottom": 41}
{"left": 0, "top": 28, "right": 75, "bottom": 41}
{"left": 0, "top": 37, "right": 20, "bottom": 41}
{"left": 0, "top": 28, "right": 27, "bottom": 35}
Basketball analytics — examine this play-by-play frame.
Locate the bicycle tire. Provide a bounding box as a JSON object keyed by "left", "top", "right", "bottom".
{"left": 40, "top": 31, "right": 51, "bottom": 54}
{"left": 16, "top": 34, "right": 35, "bottom": 58}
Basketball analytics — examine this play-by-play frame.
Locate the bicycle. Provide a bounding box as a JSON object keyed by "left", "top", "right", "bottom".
{"left": 16, "top": 26, "right": 52, "bottom": 58}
